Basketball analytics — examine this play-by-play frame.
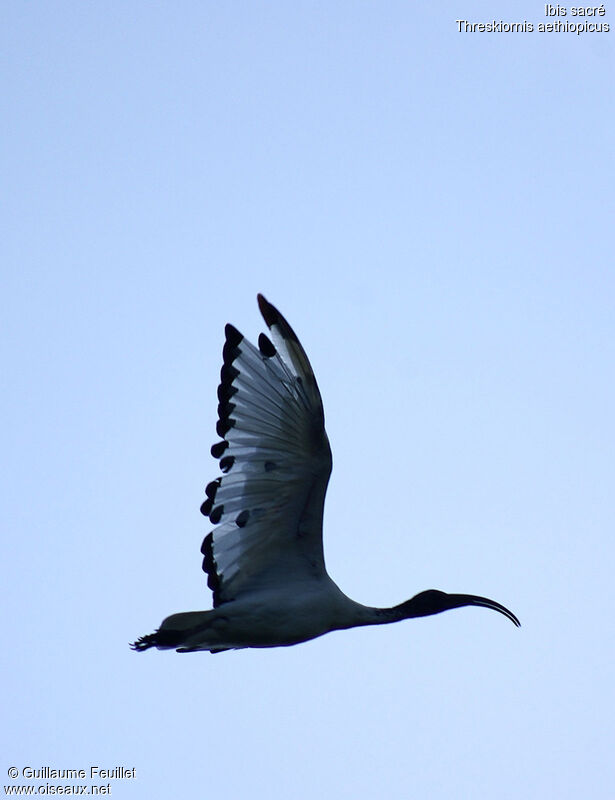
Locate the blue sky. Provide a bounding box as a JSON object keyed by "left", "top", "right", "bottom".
{"left": 3, "top": 2, "right": 614, "bottom": 798}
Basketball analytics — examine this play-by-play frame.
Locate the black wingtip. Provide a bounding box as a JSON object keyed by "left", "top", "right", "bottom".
{"left": 201, "top": 532, "right": 223, "bottom": 607}
{"left": 258, "top": 332, "right": 276, "bottom": 358}
{"left": 210, "top": 440, "right": 229, "bottom": 458}
{"left": 256, "top": 294, "right": 302, "bottom": 346}
{"left": 224, "top": 323, "right": 243, "bottom": 347}
{"left": 257, "top": 293, "right": 277, "bottom": 327}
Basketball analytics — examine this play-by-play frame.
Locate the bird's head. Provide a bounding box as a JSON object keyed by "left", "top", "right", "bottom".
{"left": 396, "top": 589, "right": 520, "bottom": 626}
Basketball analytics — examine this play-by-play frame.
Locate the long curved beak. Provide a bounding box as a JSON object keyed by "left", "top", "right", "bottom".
{"left": 449, "top": 594, "right": 521, "bottom": 627}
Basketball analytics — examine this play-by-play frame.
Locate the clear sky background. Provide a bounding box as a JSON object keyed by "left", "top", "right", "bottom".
{"left": 3, "top": 2, "right": 614, "bottom": 798}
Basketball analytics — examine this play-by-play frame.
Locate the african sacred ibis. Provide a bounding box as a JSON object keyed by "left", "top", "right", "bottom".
{"left": 131, "top": 295, "right": 519, "bottom": 654}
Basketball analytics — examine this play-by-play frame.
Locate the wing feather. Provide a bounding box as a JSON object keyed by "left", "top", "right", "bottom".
{"left": 200, "top": 295, "right": 332, "bottom": 606}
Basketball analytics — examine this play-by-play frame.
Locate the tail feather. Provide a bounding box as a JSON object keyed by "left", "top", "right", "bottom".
{"left": 130, "top": 610, "right": 215, "bottom": 652}
{"left": 129, "top": 626, "right": 195, "bottom": 651}
{"left": 130, "top": 632, "right": 158, "bottom": 651}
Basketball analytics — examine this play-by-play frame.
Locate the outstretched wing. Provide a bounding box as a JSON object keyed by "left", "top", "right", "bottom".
{"left": 200, "top": 295, "right": 332, "bottom": 607}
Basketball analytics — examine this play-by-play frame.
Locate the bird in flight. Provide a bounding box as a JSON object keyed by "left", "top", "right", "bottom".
{"left": 131, "top": 295, "right": 519, "bottom": 654}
